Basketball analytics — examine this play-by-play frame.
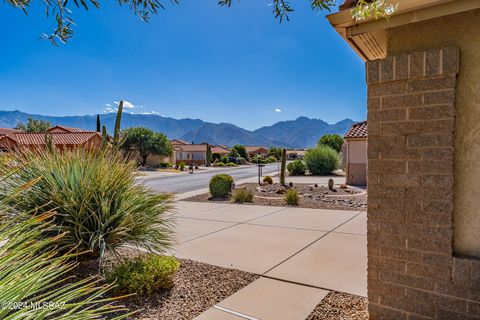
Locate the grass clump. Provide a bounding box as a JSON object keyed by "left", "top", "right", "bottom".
{"left": 262, "top": 176, "right": 274, "bottom": 184}
{"left": 0, "top": 149, "right": 174, "bottom": 258}
{"left": 232, "top": 187, "right": 254, "bottom": 203}
{"left": 107, "top": 254, "right": 180, "bottom": 296}
{"left": 209, "top": 174, "right": 234, "bottom": 198}
{"left": 284, "top": 189, "right": 299, "bottom": 206}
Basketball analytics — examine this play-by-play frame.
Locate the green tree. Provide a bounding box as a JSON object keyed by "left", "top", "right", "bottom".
{"left": 228, "top": 148, "right": 240, "bottom": 158}
{"left": 268, "top": 147, "right": 283, "bottom": 160}
{"left": 304, "top": 145, "right": 339, "bottom": 176}
{"left": 122, "top": 127, "right": 172, "bottom": 166}
{"left": 5, "top": 0, "right": 395, "bottom": 45}
{"left": 231, "top": 145, "right": 249, "bottom": 160}
{"left": 15, "top": 118, "right": 52, "bottom": 133}
{"left": 318, "top": 134, "right": 344, "bottom": 153}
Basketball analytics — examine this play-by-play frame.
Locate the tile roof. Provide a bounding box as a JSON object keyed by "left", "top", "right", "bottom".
{"left": 211, "top": 146, "right": 230, "bottom": 154}
{"left": 6, "top": 132, "right": 101, "bottom": 146}
{"left": 0, "top": 128, "right": 22, "bottom": 135}
{"left": 344, "top": 121, "right": 367, "bottom": 139}
{"left": 245, "top": 146, "right": 268, "bottom": 152}
{"left": 48, "top": 125, "right": 94, "bottom": 133}
{"left": 170, "top": 139, "right": 189, "bottom": 145}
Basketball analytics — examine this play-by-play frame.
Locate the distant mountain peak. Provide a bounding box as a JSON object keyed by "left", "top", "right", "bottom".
{"left": 0, "top": 110, "right": 356, "bottom": 148}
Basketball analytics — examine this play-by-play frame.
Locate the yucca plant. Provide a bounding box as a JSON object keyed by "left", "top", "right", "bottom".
{"left": 0, "top": 210, "right": 134, "bottom": 319}
{"left": 0, "top": 148, "right": 175, "bottom": 259}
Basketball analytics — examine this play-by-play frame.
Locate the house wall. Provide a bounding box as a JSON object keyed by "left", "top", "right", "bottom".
{"left": 175, "top": 151, "right": 206, "bottom": 165}
{"left": 366, "top": 45, "right": 480, "bottom": 319}
{"left": 387, "top": 8, "right": 480, "bottom": 258}
{"left": 346, "top": 139, "right": 367, "bottom": 185}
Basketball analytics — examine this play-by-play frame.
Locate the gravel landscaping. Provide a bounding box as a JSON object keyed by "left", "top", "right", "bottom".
{"left": 307, "top": 291, "right": 368, "bottom": 320}
{"left": 72, "top": 248, "right": 259, "bottom": 319}
{"left": 184, "top": 182, "right": 367, "bottom": 211}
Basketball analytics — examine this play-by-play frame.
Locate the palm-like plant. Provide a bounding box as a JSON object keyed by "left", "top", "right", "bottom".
{"left": 0, "top": 209, "right": 134, "bottom": 319}
{"left": 0, "top": 148, "right": 174, "bottom": 259}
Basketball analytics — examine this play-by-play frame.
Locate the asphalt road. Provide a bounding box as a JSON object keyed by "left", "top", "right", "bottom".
{"left": 142, "top": 164, "right": 280, "bottom": 194}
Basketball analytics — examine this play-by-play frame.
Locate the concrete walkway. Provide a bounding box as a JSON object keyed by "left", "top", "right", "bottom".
{"left": 171, "top": 201, "right": 367, "bottom": 320}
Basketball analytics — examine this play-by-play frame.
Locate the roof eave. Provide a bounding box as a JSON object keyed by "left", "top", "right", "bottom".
{"left": 327, "top": 0, "right": 479, "bottom": 61}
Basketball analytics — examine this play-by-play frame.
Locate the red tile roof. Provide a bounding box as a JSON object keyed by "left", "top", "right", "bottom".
{"left": 0, "top": 128, "right": 22, "bottom": 135}
{"left": 211, "top": 146, "right": 230, "bottom": 154}
{"left": 5, "top": 132, "right": 101, "bottom": 146}
{"left": 174, "top": 144, "right": 207, "bottom": 152}
{"left": 245, "top": 146, "right": 268, "bottom": 152}
{"left": 48, "top": 125, "right": 94, "bottom": 133}
{"left": 170, "top": 139, "right": 189, "bottom": 145}
{"left": 344, "top": 121, "right": 367, "bottom": 139}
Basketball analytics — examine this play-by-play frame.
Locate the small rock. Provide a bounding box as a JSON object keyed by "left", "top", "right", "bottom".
{"left": 339, "top": 184, "right": 348, "bottom": 189}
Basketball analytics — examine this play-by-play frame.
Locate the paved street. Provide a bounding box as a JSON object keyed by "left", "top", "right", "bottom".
{"left": 141, "top": 164, "right": 280, "bottom": 193}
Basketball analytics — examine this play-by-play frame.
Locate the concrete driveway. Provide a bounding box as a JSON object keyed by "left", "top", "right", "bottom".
{"left": 171, "top": 201, "right": 367, "bottom": 320}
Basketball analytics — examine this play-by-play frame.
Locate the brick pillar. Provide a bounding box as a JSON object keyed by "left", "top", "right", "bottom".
{"left": 367, "top": 47, "right": 480, "bottom": 319}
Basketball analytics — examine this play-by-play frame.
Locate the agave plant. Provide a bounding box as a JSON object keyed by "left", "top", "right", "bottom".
{"left": 0, "top": 209, "right": 134, "bottom": 319}
{"left": 0, "top": 148, "right": 175, "bottom": 259}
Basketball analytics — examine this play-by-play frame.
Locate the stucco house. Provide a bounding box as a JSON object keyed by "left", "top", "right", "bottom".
{"left": 48, "top": 125, "right": 94, "bottom": 133}
{"left": 245, "top": 146, "right": 268, "bottom": 158}
{"left": 173, "top": 141, "right": 230, "bottom": 165}
{"left": 328, "top": 0, "right": 480, "bottom": 318}
{"left": 343, "top": 121, "right": 367, "bottom": 186}
{"left": 0, "top": 131, "right": 103, "bottom": 152}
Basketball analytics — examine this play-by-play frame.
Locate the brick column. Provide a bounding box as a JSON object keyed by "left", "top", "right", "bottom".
{"left": 367, "top": 47, "right": 480, "bottom": 319}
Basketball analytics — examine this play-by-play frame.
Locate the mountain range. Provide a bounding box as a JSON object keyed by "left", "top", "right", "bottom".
{"left": 0, "top": 110, "right": 356, "bottom": 149}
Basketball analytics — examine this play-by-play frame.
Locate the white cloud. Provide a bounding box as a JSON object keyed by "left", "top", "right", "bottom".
{"left": 141, "top": 111, "right": 160, "bottom": 115}
{"left": 274, "top": 108, "right": 282, "bottom": 113}
{"left": 105, "top": 103, "right": 111, "bottom": 107}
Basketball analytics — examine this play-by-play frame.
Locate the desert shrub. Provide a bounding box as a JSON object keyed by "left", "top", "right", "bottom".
{"left": 237, "top": 157, "right": 246, "bottom": 165}
{"left": 107, "top": 254, "right": 180, "bottom": 296}
{"left": 267, "top": 156, "right": 277, "bottom": 163}
{"left": 209, "top": 174, "right": 234, "bottom": 198}
{"left": 268, "top": 147, "right": 283, "bottom": 160}
{"left": 231, "top": 145, "right": 249, "bottom": 161}
{"left": 304, "top": 146, "right": 339, "bottom": 176}
{"left": 232, "top": 188, "right": 254, "bottom": 203}
{"left": 251, "top": 155, "right": 267, "bottom": 164}
{"left": 284, "top": 189, "right": 299, "bottom": 206}
{"left": 227, "top": 162, "right": 237, "bottom": 167}
{"left": 0, "top": 211, "right": 131, "bottom": 318}
{"left": 212, "top": 152, "right": 222, "bottom": 162}
{"left": 221, "top": 156, "right": 229, "bottom": 164}
{"left": 263, "top": 176, "right": 274, "bottom": 184}
{"left": 0, "top": 149, "right": 174, "bottom": 258}
{"left": 287, "top": 160, "right": 306, "bottom": 176}
{"left": 216, "top": 162, "right": 226, "bottom": 167}
{"left": 159, "top": 162, "right": 173, "bottom": 168}
{"left": 179, "top": 161, "right": 186, "bottom": 171}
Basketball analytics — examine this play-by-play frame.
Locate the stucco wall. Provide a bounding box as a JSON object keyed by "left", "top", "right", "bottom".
{"left": 387, "top": 9, "right": 480, "bottom": 257}
{"left": 346, "top": 139, "right": 367, "bottom": 185}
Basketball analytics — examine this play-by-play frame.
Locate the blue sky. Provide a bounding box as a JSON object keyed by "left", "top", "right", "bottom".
{"left": 0, "top": 1, "right": 366, "bottom": 130}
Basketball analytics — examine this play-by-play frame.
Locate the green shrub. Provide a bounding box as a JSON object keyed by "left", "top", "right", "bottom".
{"left": 209, "top": 174, "right": 234, "bottom": 198}
{"left": 231, "top": 145, "right": 249, "bottom": 161}
{"left": 232, "top": 188, "right": 254, "bottom": 203}
{"left": 263, "top": 176, "right": 274, "bottom": 184}
{"left": 212, "top": 152, "right": 222, "bottom": 162}
{"left": 216, "top": 162, "right": 226, "bottom": 167}
{"left": 287, "top": 160, "right": 306, "bottom": 176}
{"left": 251, "top": 155, "right": 267, "bottom": 164}
{"left": 159, "top": 162, "right": 173, "bottom": 168}
{"left": 107, "top": 254, "right": 180, "bottom": 296}
{"left": 0, "top": 149, "right": 174, "bottom": 258}
{"left": 237, "top": 157, "right": 247, "bottom": 165}
{"left": 304, "top": 146, "right": 339, "bottom": 176}
{"left": 221, "top": 156, "right": 229, "bottom": 164}
{"left": 284, "top": 189, "right": 299, "bottom": 206}
{"left": 179, "top": 162, "right": 186, "bottom": 171}
{"left": 318, "top": 134, "right": 344, "bottom": 153}
{"left": 267, "top": 156, "right": 277, "bottom": 163}
{"left": 227, "top": 162, "right": 237, "bottom": 166}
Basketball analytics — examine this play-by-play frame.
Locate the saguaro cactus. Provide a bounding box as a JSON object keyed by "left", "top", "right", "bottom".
{"left": 206, "top": 143, "right": 212, "bottom": 167}
{"left": 280, "top": 148, "right": 287, "bottom": 186}
{"left": 113, "top": 101, "right": 123, "bottom": 147}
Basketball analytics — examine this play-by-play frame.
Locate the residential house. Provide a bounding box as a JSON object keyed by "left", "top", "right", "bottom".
{"left": 0, "top": 132, "right": 103, "bottom": 152}
{"left": 343, "top": 121, "right": 367, "bottom": 186}
{"left": 328, "top": 0, "right": 480, "bottom": 318}
{"left": 245, "top": 146, "right": 268, "bottom": 158}
{"left": 286, "top": 150, "right": 306, "bottom": 160}
{"left": 0, "top": 128, "right": 22, "bottom": 136}
{"left": 172, "top": 142, "right": 230, "bottom": 165}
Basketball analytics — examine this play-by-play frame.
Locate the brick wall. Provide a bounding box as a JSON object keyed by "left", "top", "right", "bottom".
{"left": 367, "top": 47, "right": 480, "bottom": 319}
